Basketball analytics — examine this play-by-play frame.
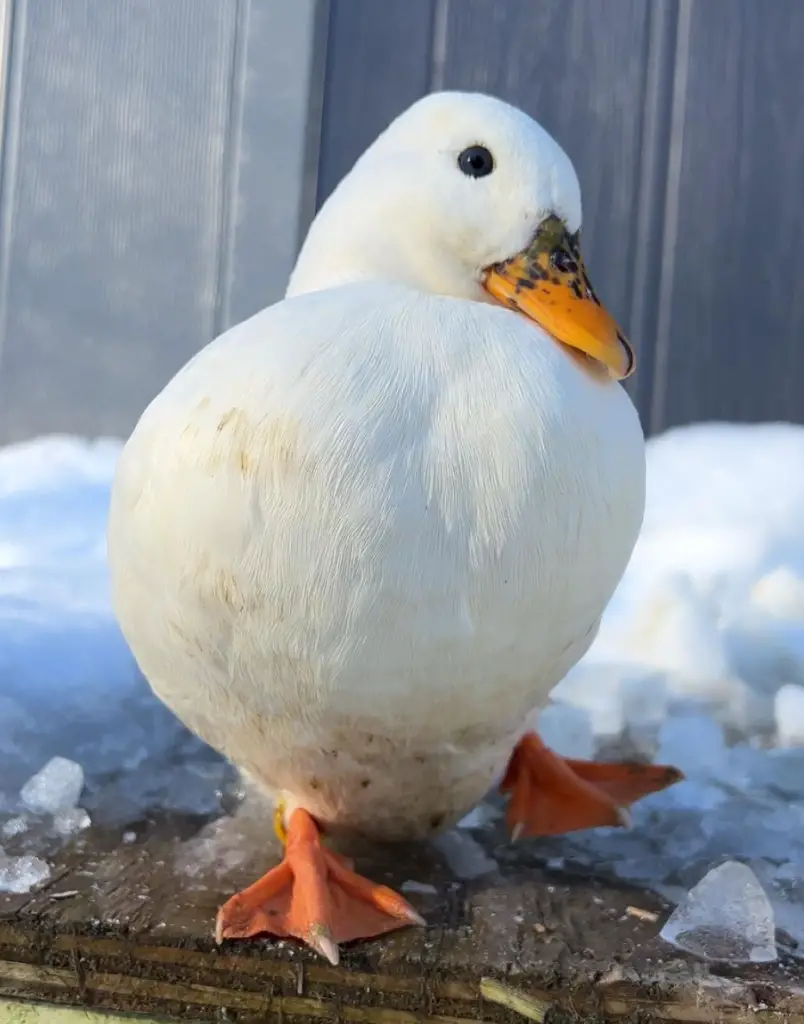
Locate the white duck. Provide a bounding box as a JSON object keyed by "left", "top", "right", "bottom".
{"left": 107, "top": 91, "right": 681, "bottom": 964}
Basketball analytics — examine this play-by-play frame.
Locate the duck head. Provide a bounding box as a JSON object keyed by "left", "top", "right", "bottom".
{"left": 288, "top": 91, "right": 634, "bottom": 381}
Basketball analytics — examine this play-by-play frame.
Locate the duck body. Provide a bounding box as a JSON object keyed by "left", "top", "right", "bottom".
{"left": 108, "top": 90, "right": 681, "bottom": 962}
{"left": 108, "top": 279, "right": 645, "bottom": 841}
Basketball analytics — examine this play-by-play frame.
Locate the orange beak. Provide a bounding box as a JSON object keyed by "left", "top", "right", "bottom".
{"left": 483, "top": 215, "right": 634, "bottom": 380}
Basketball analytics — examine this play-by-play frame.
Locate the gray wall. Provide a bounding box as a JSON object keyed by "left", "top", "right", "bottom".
{"left": 318, "top": 0, "right": 804, "bottom": 434}
{"left": 0, "top": 0, "right": 802, "bottom": 441}
{"left": 0, "top": 0, "right": 316, "bottom": 443}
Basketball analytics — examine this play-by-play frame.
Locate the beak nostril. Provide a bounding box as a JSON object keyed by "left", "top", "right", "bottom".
{"left": 550, "top": 250, "right": 578, "bottom": 275}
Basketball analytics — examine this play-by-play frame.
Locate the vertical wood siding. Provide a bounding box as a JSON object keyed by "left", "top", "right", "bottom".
{"left": 0, "top": 0, "right": 801, "bottom": 439}
{"left": 0, "top": 0, "right": 316, "bottom": 442}
{"left": 318, "top": 0, "right": 804, "bottom": 433}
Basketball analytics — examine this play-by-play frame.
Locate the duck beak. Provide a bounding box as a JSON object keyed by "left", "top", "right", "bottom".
{"left": 483, "top": 215, "right": 634, "bottom": 380}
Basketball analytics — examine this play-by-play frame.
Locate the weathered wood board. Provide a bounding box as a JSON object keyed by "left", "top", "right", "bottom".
{"left": 0, "top": 998, "right": 167, "bottom": 1023}
{"left": 0, "top": 807, "right": 802, "bottom": 1023}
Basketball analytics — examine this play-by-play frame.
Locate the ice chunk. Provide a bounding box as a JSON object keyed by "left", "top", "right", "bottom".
{"left": 20, "top": 757, "right": 84, "bottom": 814}
{"left": 1, "top": 816, "right": 28, "bottom": 839}
{"left": 0, "top": 849, "right": 50, "bottom": 894}
{"left": 457, "top": 802, "right": 501, "bottom": 830}
{"left": 401, "top": 880, "right": 437, "bottom": 895}
{"left": 660, "top": 861, "right": 777, "bottom": 964}
{"left": 775, "top": 684, "right": 804, "bottom": 747}
{"left": 52, "top": 808, "right": 91, "bottom": 836}
{"left": 748, "top": 748, "right": 804, "bottom": 800}
{"left": 175, "top": 813, "right": 254, "bottom": 879}
{"left": 432, "top": 830, "right": 496, "bottom": 881}
{"left": 751, "top": 860, "right": 804, "bottom": 958}
{"left": 656, "top": 715, "right": 726, "bottom": 778}
{"left": 537, "top": 702, "right": 594, "bottom": 759}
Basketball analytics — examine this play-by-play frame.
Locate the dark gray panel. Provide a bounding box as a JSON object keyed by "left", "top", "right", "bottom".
{"left": 316, "top": 0, "right": 436, "bottom": 206}
{"left": 652, "top": 1, "right": 804, "bottom": 431}
{"left": 0, "top": 0, "right": 238, "bottom": 442}
{"left": 440, "top": 0, "right": 662, "bottom": 418}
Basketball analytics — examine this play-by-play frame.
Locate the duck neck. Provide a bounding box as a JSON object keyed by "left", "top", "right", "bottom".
{"left": 285, "top": 187, "right": 485, "bottom": 305}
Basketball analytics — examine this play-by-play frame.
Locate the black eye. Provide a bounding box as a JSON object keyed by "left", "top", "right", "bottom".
{"left": 457, "top": 145, "right": 494, "bottom": 179}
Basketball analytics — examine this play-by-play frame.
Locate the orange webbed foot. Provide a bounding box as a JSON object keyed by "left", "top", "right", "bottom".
{"left": 501, "top": 732, "right": 683, "bottom": 839}
{"left": 215, "top": 808, "right": 425, "bottom": 964}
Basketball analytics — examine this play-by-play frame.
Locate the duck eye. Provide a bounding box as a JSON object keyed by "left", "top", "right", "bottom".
{"left": 457, "top": 145, "right": 494, "bottom": 179}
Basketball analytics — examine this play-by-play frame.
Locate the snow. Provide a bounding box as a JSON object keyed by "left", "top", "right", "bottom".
{"left": 538, "top": 423, "right": 804, "bottom": 961}
{"left": 775, "top": 684, "right": 804, "bottom": 747}
{"left": 0, "top": 436, "right": 232, "bottom": 893}
{"left": 536, "top": 701, "right": 595, "bottom": 760}
{"left": 1, "top": 423, "right": 804, "bottom": 962}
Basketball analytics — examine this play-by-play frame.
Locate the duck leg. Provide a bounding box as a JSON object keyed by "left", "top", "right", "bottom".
{"left": 501, "top": 732, "right": 683, "bottom": 839}
{"left": 215, "top": 806, "right": 425, "bottom": 964}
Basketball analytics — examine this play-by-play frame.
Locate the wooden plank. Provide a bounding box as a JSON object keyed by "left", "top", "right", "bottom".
{"left": 315, "top": 0, "right": 436, "bottom": 207}
{"left": 651, "top": 0, "right": 804, "bottom": 431}
{"left": 0, "top": 0, "right": 238, "bottom": 444}
{"left": 0, "top": 809, "right": 801, "bottom": 1023}
{"left": 0, "top": 998, "right": 170, "bottom": 1022}
{"left": 439, "top": 0, "right": 672, "bottom": 423}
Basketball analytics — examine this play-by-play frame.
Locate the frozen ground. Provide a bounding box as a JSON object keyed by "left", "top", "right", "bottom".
{"left": 2, "top": 424, "right": 804, "bottom": 962}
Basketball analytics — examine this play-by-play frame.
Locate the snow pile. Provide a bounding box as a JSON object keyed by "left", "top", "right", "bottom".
{"left": 1, "top": 423, "right": 804, "bottom": 963}
{"left": 537, "top": 423, "right": 804, "bottom": 961}
{"left": 0, "top": 437, "right": 231, "bottom": 892}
